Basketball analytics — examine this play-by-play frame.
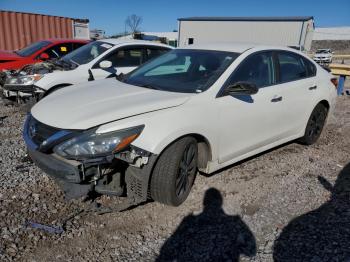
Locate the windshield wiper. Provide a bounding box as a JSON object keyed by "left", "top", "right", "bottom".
{"left": 57, "top": 59, "right": 77, "bottom": 69}
{"left": 138, "top": 84, "right": 162, "bottom": 90}
{"left": 69, "top": 59, "right": 79, "bottom": 67}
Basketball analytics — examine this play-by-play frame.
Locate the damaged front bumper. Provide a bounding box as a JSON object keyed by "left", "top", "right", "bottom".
{"left": 3, "top": 84, "right": 44, "bottom": 99}
{"left": 28, "top": 149, "right": 83, "bottom": 183}
{"left": 23, "top": 114, "right": 158, "bottom": 202}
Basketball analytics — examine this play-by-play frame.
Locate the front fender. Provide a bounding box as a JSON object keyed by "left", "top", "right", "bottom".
{"left": 97, "top": 104, "right": 219, "bottom": 161}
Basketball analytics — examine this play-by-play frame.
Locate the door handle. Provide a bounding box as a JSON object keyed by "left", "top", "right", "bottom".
{"left": 309, "top": 85, "right": 317, "bottom": 90}
{"left": 271, "top": 96, "right": 283, "bottom": 102}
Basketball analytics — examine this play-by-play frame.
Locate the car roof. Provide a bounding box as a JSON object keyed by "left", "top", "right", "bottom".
{"left": 96, "top": 39, "right": 173, "bottom": 49}
{"left": 178, "top": 42, "right": 300, "bottom": 54}
{"left": 44, "top": 38, "right": 90, "bottom": 44}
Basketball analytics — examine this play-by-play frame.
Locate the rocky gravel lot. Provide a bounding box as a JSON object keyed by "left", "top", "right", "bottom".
{"left": 0, "top": 85, "right": 350, "bottom": 261}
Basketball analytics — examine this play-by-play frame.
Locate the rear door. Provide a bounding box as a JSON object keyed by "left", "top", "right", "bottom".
{"left": 274, "top": 51, "right": 318, "bottom": 136}
{"left": 217, "top": 51, "right": 288, "bottom": 164}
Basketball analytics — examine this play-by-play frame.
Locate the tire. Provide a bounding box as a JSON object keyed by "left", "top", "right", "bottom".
{"left": 298, "top": 104, "right": 328, "bottom": 145}
{"left": 150, "top": 137, "right": 198, "bottom": 206}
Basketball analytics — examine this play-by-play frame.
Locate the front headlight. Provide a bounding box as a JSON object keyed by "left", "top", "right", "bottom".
{"left": 53, "top": 125, "right": 144, "bottom": 158}
{"left": 5, "top": 74, "right": 43, "bottom": 86}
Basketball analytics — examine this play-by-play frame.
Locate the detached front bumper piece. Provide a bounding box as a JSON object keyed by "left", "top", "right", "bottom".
{"left": 3, "top": 84, "right": 43, "bottom": 98}
{"left": 27, "top": 149, "right": 83, "bottom": 183}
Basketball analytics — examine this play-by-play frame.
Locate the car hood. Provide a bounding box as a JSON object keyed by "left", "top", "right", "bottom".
{"left": 0, "top": 50, "right": 22, "bottom": 61}
{"left": 31, "top": 79, "right": 192, "bottom": 130}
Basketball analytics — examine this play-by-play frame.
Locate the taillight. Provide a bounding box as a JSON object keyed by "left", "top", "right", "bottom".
{"left": 331, "top": 78, "right": 338, "bottom": 89}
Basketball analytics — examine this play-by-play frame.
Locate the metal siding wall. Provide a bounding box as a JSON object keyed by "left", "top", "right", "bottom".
{"left": 0, "top": 11, "right": 76, "bottom": 50}
{"left": 179, "top": 20, "right": 305, "bottom": 48}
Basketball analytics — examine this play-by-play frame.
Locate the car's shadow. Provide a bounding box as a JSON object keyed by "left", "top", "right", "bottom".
{"left": 273, "top": 162, "right": 350, "bottom": 261}
{"left": 156, "top": 188, "right": 256, "bottom": 262}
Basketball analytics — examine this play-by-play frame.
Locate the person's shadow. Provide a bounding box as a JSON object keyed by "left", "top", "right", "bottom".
{"left": 157, "top": 188, "right": 256, "bottom": 261}
{"left": 273, "top": 163, "right": 350, "bottom": 261}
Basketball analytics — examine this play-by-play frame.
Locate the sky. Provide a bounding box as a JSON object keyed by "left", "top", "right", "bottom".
{"left": 1, "top": 0, "right": 350, "bottom": 35}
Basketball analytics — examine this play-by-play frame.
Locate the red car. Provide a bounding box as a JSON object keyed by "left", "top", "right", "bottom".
{"left": 0, "top": 39, "right": 89, "bottom": 71}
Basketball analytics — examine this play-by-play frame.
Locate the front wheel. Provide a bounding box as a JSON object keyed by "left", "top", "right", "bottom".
{"left": 150, "top": 137, "right": 198, "bottom": 206}
{"left": 298, "top": 104, "right": 328, "bottom": 145}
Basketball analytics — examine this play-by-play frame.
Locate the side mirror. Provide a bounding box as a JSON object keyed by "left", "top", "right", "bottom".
{"left": 99, "top": 60, "right": 112, "bottom": 69}
{"left": 225, "top": 82, "right": 258, "bottom": 96}
{"left": 39, "top": 53, "right": 49, "bottom": 60}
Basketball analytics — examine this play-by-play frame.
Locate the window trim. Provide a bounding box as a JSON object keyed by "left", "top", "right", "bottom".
{"left": 217, "top": 50, "right": 277, "bottom": 98}
{"left": 217, "top": 49, "right": 317, "bottom": 98}
{"left": 92, "top": 45, "right": 169, "bottom": 69}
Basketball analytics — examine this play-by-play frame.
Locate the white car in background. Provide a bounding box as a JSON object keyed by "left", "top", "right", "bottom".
{"left": 24, "top": 44, "right": 337, "bottom": 206}
{"left": 313, "top": 49, "right": 333, "bottom": 63}
{"left": 3, "top": 40, "right": 172, "bottom": 99}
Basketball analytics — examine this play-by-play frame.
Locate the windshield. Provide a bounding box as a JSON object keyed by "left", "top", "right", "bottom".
{"left": 16, "top": 41, "right": 51, "bottom": 57}
{"left": 61, "top": 41, "right": 113, "bottom": 65}
{"left": 316, "top": 50, "right": 330, "bottom": 54}
{"left": 124, "top": 49, "right": 239, "bottom": 93}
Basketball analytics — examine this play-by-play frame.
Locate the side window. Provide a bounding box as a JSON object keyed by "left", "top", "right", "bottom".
{"left": 302, "top": 57, "right": 317, "bottom": 77}
{"left": 144, "top": 48, "right": 169, "bottom": 62}
{"left": 102, "top": 48, "right": 144, "bottom": 67}
{"left": 278, "top": 52, "right": 308, "bottom": 82}
{"left": 228, "top": 52, "right": 275, "bottom": 88}
{"left": 45, "top": 44, "right": 72, "bottom": 59}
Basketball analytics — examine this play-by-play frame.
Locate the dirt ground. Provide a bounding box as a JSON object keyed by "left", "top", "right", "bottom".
{"left": 0, "top": 81, "right": 350, "bottom": 261}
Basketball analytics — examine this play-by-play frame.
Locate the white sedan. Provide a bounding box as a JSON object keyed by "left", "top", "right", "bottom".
{"left": 3, "top": 39, "right": 172, "bottom": 99}
{"left": 313, "top": 49, "right": 333, "bottom": 64}
{"left": 24, "top": 43, "right": 337, "bottom": 206}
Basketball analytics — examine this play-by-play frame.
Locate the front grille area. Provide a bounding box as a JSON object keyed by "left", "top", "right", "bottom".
{"left": 28, "top": 116, "right": 60, "bottom": 146}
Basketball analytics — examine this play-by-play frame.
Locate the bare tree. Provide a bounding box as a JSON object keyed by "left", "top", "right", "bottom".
{"left": 125, "top": 14, "right": 142, "bottom": 34}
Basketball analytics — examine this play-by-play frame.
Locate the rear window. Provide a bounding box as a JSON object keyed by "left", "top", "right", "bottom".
{"left": 316, "top": 50, "right": 330, "bottom": 54}
{"left": 15, "top": 41, "right": 51, "bottom": 57}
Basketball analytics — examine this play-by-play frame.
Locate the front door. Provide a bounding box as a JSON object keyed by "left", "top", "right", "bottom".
{"left": 217, "top": 51, "right": 287, "bottom": 164}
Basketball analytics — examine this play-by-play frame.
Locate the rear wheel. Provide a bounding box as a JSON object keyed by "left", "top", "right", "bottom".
{"left": 299, "top": 104, "right": 328, "bottom": 145}
{"left": 150, "top": 137, "right": 198, "bottom": 206}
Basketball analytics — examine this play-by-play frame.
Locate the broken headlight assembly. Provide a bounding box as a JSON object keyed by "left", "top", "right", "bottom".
{"left": 53, "top": 125, "right": 145, "bottom": 159}
{"left": 5, "top": 74, "right": 43, "bottom": 86}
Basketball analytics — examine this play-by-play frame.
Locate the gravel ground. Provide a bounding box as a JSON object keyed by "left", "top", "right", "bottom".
{"left": 0, "top": 82, "right": 350, "bottom": 262}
